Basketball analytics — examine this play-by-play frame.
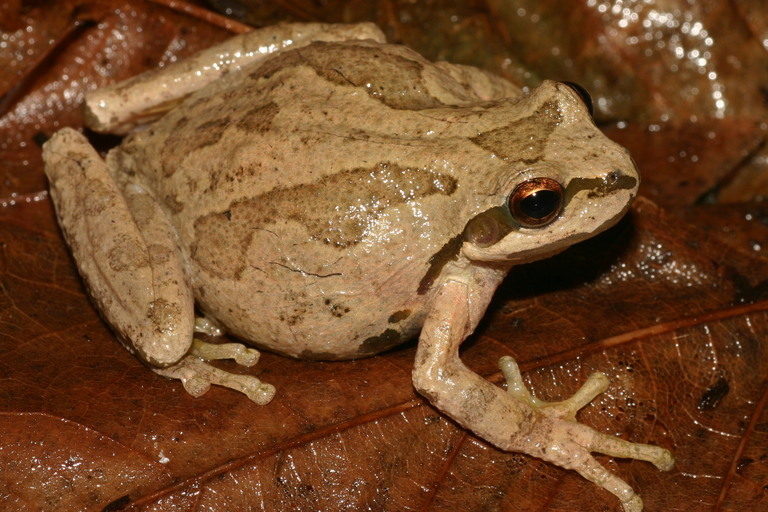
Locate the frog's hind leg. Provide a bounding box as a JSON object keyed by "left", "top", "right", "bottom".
{"left": 84, "top": 22, "right": 386, "bottom": 134}
{"left": 412, "top": 279, "right": 673, "bottom": 512}
{"left": 43, "top": 128, "right": 274, "bottom": 405}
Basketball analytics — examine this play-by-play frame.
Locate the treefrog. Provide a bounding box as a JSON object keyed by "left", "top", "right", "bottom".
{"left": 42, "top": 22, "right": 673, "bottom": 511}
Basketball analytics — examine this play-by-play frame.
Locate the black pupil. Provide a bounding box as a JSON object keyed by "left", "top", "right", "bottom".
{"left": 520, "top": 190, "right": 560, "bottom": 219}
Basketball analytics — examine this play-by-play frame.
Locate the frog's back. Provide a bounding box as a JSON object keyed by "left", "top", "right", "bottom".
{"left": 110, "top": 40, "right": 522, "bottom": 359}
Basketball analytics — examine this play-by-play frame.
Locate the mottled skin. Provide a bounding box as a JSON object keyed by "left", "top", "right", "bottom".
{"left": 42, "top": 23, "right": 673, "bottom": 511}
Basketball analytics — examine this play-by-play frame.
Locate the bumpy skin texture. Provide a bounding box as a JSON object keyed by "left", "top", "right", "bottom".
{"left": 116, "top": 40, "right": 524, "bottom": 360}
{"left": 106, "top": 40, "right": 633, "bottom": 360}
{"left": 42, "top": 24, "right": 672, "bottom": 511}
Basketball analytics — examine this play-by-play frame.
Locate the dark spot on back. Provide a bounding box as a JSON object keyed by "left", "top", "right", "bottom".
{"left": 388, "top": 310, "right": 411, "bottom": 323}
{"left": 192, "top": 162, "right": 457, "bottom": 279}
{"left": 195, "top": 116, "right": 231, "bottom": 148}
{"left": 236, "top": 101, "right": 279, "bottom": 133}
{"left": 190, "top": 225, "right": 252, "bottom": 281}
{"left": 306, "top": 44, "right": 444, "bottom": 110}
{"left": 278, "top": 303, "right": 307, "bottom": 327}
{"left": 326, "top": 299, "right": 350, "bottom": 318}
{"left": 358, "top": 328, "right": 402, "bottom": 356}
{"left": 174, "top": 116, "right": 189, "bottom": 131}
{"left": 164, "top": 193, "right": 185, "bottom": 213}
{"left": 250, "top": 41, "right": 447, "bottom": 110}
{"left": 471, "top": 101, "right": 561, "bottom": 163}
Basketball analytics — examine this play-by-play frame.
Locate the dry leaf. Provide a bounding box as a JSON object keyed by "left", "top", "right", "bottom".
{"left": 1, "top": 1, "right": 767, "bottom": 511}
{"left": 604, "top": 119, "right": 767, "bottom": 207}
{"left": 0, "top": 0, "right": 234, "bottom": 200}
{"left": 207, "top": 0, "right": 768, "bottom": 123}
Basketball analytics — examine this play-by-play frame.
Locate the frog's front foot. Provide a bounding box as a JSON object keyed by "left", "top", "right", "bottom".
{"left": 499, "top": 356, "right": 674, "bottom": 512}
{"left": 154, "top": 338, "right": 276, "bottom": 405}
{"left": 413, "top": 279, "right": 673, "bottom": 512}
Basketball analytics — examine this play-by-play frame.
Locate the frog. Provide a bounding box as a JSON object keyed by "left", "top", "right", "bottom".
{"left": 42, "top": 22, "right": 673, "bottom": 511}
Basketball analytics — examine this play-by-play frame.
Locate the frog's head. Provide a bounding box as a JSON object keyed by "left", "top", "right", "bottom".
{"left": 460, "top": 80, "right": 639, "bottom": 265}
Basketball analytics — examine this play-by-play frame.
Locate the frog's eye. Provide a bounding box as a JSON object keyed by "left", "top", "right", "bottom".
{"left": 561, "top": 81, "right": 594, "bottom": 117}
{"left": 509, "top": 177, "right": 564, "bottom": 228}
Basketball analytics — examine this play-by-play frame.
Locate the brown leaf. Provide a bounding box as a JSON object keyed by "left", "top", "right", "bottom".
{"left": 0, "top": 412, "right": 172, "bottom": 510}
{"left": 0, "top": 0, "right": 234, "bottom": 199}
{"left": 604, "top": 119, "right": 767, "bottom": 208}
{"left": 5, "top": 198, "right": 767, "bottom": 510}
{"left": 208, "top": 0, "right": 768, "bottom": 123}
{"left": 678, "top": 201, "right": 768, "bottom": 263}
{"left": 2, "top": 2, "right": 768, "bottom": 512}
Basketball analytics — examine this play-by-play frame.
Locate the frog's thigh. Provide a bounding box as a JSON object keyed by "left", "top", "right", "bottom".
{"left": 44, "top": 128, "right": 276, "bottom": 405}
{"left": 412, "top": 280, "right": 673, "bottom": 512}
{"left": 43, "top": 127, "right": 195, "bottom": 366}
{"left": 84, "top": 22, "right": 387, "bottom": 134}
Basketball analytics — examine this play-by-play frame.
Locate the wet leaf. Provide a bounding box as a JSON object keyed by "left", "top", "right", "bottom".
{"left": 0, "top": 0, "right": 236, "bottom": 199}
{"left": 209, "top": 0, "right": 768, "bottom": 123}
{"left": 0, "top": 412, "right": 172, "bottom": 510}
{"left": 1, "top": 1, "right": 767, "bottom": 511}
{"left": 604, "top": 119, "right": 767, "bottom": 207}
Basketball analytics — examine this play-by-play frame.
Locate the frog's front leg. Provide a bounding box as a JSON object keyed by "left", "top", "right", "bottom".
{"left": 43, "top": 128, "right": 274, "bottom": 405}
{"left": 412, "top": 278, "right": 673, "bottom": 512}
